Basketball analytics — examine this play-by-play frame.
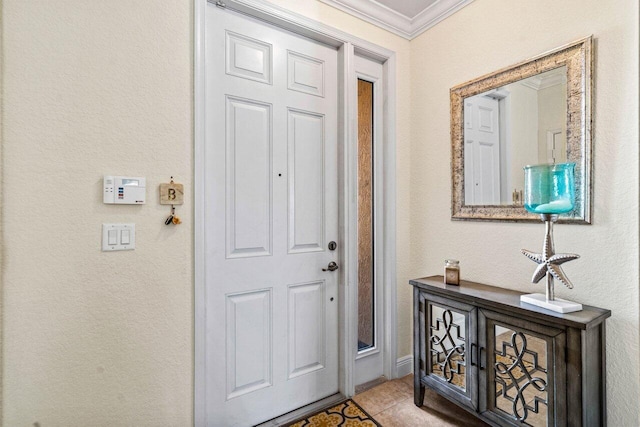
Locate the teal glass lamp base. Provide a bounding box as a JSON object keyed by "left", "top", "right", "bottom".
{"left": 523, "top": 163, "right": 576, "bottom": 215}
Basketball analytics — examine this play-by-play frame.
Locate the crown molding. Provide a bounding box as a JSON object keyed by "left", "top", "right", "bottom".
{"left": 319, "top": 0, "right": 474, "bottom": 40}
{"left": 520, "top": 72, "right": 567, "bottom": 90}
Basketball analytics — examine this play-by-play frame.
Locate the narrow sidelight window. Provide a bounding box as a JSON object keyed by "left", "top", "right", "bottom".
{"left": 357, "top": 79, "right": 374, "bottom": 352}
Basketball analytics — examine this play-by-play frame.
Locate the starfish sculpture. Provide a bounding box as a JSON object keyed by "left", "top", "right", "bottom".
{"left": 521, "top": 223, "right": 580, "bottom": 289}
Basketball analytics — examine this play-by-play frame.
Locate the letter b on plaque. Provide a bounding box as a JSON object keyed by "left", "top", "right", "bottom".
{"left": 160, "top": 182, "right": 184, "bottom": 205}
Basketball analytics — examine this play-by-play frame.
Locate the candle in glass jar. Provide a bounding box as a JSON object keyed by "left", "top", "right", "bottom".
{"left": 444, "top": 259, "right": 460, "bottom": 285}
{"left": 523, "top": 162, "right": 576, "bottom": 214}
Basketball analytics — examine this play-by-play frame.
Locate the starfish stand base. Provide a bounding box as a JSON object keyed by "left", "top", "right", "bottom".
{"left": 521, "top": 214, "right": 583, "bottom": 314}
{"left": 520, "top": 293, "right": 583, "bottom": 313}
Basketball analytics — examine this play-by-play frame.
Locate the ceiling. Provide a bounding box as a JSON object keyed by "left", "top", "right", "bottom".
{"left": 319, "top": 0, "right": 474, "bottom": 40}
{"left": 375, "top": 0, "right": 439, "bottom": 19}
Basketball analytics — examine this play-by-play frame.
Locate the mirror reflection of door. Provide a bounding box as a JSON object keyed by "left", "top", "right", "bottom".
{"left": 464, "top": 96, "right": 501, "bottom": 205}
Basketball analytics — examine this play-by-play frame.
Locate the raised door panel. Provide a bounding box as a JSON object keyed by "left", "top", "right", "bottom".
{"left": 225, "top": 96, "right": 272, "bottom": 258}
{"left": 288, "top": 281, "right": 326, "bottom": 378}
{"left": 287, "top": 51, "right": 325, "bottom": 97}
{"left": 226, "top": 31, "right": 272, "bottom": 84}
{"left": 478, "top": 141, "right": 499, "bottom": 203}
{"left": 464, "top": 138, "right": 475, "bottom": 204}
{"left": 226, "top": 289, "right": 272, "bottom": 399}
{"left": 287, "top": 108, "right": 325, "bottom": 253}
{"left": 478, "top": 105, "right": 495, "bottom": 132}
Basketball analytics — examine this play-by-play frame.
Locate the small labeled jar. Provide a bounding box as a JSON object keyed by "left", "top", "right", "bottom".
{"left": 444, "top": 259, "right": 460, "bottom": 285}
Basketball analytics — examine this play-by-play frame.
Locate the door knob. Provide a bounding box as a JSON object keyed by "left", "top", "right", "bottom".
{"left": 322, "top": 261, "right": 339, "bottom": 272}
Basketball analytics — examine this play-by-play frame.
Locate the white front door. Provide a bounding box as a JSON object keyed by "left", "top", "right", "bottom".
{"left": 464, "top": 95, "right": 501, "bottom": 205}
{"left": 204, "top": 4, "right": 339, "bottom": 426}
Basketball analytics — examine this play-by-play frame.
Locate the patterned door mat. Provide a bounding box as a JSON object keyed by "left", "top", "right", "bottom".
{"left": 283, "top": 399, "right": 381, "bottom": 427}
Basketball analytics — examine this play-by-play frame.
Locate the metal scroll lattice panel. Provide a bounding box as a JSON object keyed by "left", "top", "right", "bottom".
{"left": 494, "top": 327, "right": 548, "bottom": 426}
{"left": 429, "top": 306, "right": 466, "bottom": 390}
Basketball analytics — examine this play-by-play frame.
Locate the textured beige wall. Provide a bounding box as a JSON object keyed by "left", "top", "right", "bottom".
{"left": 537, "top": 83, "right": 568, "bottom": 163}
{"left": 410, "top": 0, "right": 639, "bottom": 425}
{"left": 2, "top": 1, "right": 193, "bottom": 425}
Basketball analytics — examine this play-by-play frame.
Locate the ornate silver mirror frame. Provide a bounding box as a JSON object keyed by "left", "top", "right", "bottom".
{"left": 450, "top": 37, "right": 593, "bottom": 223}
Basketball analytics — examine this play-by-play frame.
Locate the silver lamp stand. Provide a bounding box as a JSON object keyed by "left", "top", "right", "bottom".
{"left": 520, "top": 214, "right": 583, "bottom": 313}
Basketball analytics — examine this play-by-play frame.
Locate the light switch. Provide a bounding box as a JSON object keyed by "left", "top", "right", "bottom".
{"left": 121, "top": 229, "right": 130, "bottom": 245}
{"left": 102, "top": 223, "right": 135, "bottom": 251}
{"left": 108, "top": 229, "right": 118, "bottom": 245}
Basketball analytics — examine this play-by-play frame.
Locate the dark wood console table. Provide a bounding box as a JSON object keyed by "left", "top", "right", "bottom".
{"left": 410, "top": 276, "right": 610, "bottom": 426}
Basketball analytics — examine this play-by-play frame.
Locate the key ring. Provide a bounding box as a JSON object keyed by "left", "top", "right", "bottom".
{"left": 165, "top": 205, "right": 180, "bottom": 225}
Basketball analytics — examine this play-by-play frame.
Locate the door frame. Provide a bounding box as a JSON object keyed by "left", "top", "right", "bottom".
{"left": 194, "top": 0, "right": 397, "bottom": 424}
{"left": 354, "top": 57, "right": 385, "bottom": 385}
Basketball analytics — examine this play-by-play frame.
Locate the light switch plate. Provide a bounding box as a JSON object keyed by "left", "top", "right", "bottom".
{"left": 102, "top": 223, "right": 136, "bottom": 251}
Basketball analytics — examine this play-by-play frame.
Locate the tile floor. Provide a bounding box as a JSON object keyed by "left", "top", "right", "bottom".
{"left": 353, "top": 375, "right": 488, "bottom": 427}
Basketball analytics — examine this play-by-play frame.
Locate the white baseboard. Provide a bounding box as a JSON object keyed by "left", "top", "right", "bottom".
{"left": 396, "top": 355, "right": 413, "bottom": 378}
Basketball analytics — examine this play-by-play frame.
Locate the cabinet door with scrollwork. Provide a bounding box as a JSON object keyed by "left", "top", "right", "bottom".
{"left": 478, "top": 309, "right": 566, "bottom": 427}
{"left": 418, "top": 292, "right": 478, "bottom": 411}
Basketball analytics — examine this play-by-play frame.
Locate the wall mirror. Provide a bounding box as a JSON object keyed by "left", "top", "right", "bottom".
{"left": 450, "top": 37, "right": 592, "bottom": 223}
